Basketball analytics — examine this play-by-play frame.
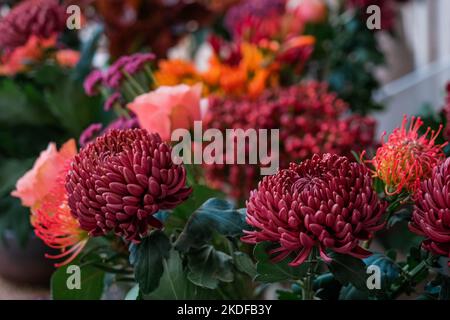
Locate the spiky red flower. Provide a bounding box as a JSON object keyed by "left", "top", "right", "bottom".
{"left": 66, "top": 129, "right": 191, "bottom": 242}
{"left": 33, "top": 163, "right": 88, "bottom": 267}
{"left": 0, "top": 0, "right": 66, "bottom": 51}
{"left": 242, "top": 153, "right": 386, "bottom": 266}
{"left": 410, "top": 158, "right": 450, "bottom": 265}
{"left": 371, "top": 115, "right": 447, "bottom": 195}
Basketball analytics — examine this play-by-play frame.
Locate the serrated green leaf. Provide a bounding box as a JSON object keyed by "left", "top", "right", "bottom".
{"left": 187, "top": 245, "right": 233, "bottom": 289}
{"left": 327, "top": 252, "right": 368, "bottom": 291}
{"left": 51, "top": 263, "right": 105, "bottom": 300}
{"left": 129, "top": 230, "right": 171, "bottom": 295}
{"left": 233, "top": 251, "right": 257, "bottom": 278}
{"left": 145, "top": 250, "right": 219, "bottom": 300}
{"left": 253, "top": 243, "right": 307, "bottom": 283}
{"left": 174, "top": 198, "right": 247, "bottom": 252}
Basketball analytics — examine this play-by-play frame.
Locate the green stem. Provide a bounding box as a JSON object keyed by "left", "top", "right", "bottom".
{"left": 389, "top": 254, "right": 433, "bottom": 299}
{"left": 302, "top": 248, "right": 318, "bottom": 300}
{"left": 145, "top": 65, "right": 159, "bottom": 87}
{"left": 123, "top": 70, "right": 146, "bottom": 94}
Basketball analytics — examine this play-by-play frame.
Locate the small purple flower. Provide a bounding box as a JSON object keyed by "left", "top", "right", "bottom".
{"left": 104, "top": 92, "right": 122, "bottom": 111}
{"left": 104, "top": 116, "right": 139, "bottom": 132}
{"left": 104, "top": 53, "right": 155, "bottom": 89}
{"left": 124, "top": 53, "right": 156, "bottom": 74}
{"left": 104, "top": 56, "right": 131, "bottom": 89}
{"left": 84, "top": 70, "right": 104, "bottom": 96}
{"left": 79, "top": 123, "right": 103, "bottom": 147}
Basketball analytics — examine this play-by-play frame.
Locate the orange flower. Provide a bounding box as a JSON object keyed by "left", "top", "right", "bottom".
{"left": 154, "top": 59, "right": 199, "bottom": 86}
{"left": 240, "top": 42, "right": 264, "bottom": 72}
{"left": 248, "top": 69, "right": 270, "bottom": 98}
{"left": 371, "top": 115, "right": 448, "bottom": 195}
{"left": 55, "top": 49, "right": 80, "bottom": 68}
{"left": 0, "top": 35, "right": 56, "bottom": 76}
{"left": 11, "top": 139, "right": 77, "bottom": 211}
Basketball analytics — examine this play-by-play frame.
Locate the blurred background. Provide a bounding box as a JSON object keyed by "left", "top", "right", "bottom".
{"left": 0, "top": 0, "right": 449, "bottom": 299}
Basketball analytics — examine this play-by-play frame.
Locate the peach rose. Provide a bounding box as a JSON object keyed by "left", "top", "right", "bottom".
{"left": 55, "top": 49, "right": 81, "bottom": 68}
{"left": 128, "top": 84, "right": 202, "bottom": 141}
{"left": 11, "top": 139, "right": 77, "bottom": 210}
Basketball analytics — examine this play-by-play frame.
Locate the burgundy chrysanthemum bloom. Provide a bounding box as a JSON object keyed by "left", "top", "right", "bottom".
{"left": 0, "top": 0, "right": 66, "bottom": 51}
{"left": 66, "top": 129, "right": 192, "bottom": 242}
{"left": 242, "top": 153, "right": 387, "bottom": 266}
{"left": 410, "top": 158, "right": 450, "bottom": 265}
{"left": 84, "top": 70, "right": 104, "bottom": 96}
{"left": 203, "top": 82, "right": 376, "bottom": 199}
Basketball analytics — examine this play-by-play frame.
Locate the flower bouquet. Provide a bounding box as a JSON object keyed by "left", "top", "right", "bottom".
{"left": 4, "top": 0, "right": 450, "bottom": 301}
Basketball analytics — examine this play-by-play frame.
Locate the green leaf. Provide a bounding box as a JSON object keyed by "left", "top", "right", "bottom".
{"left": 0, "top": 79, "right": 55, "bottom": 126}
{"left": 146, "top": 250, "right": 219, "bottom": 300}
{"left": 0, "top": 158, "right": 33, "bottom": 197}
{"left": 253, "top": 243, "right": 307, "bottom": 283}
{"left": 187, "top": 245, "right": 234, "bottom": 289}
{"left": 174, "top": 198, "right": 247, "bottom": 252}
{"left": 339, "top": 284, "right": 369, "bottom": 300}
{"left": 51, "top": 263, "right": 105, "bottom": 300}
{"left": 327, "top": 252, "right": 368, "bottom": 291}
{"left": 129, "top": 230, "right": 171, "bottom": 295}
{"left": 0, "top": 196, "right": 32, "bottom": 246}
{"left": 72, "top": 25, "right": 103, "bottom": 81}
{"left": 44, "top": 78, "right": 102, "bottom": 136}
{"left": 171, "top": 185, "right": 224, "bottom": 221}
{"left": 233, "top": 251, "right": 257, "bottom": 278}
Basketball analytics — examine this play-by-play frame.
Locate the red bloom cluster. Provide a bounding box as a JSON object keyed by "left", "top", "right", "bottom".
{"left": 0, "top": 0, "right": 66, "bottom": 51}
{"left": 203, "top": 82, "right": 376, "bottom": 199}
{"left": 224, "top": 0, "right": 286, "bottom": 43}
{"left": 242, "top": 153, "right": 386, "bottom": 266}
{"left": 410, "top": 158, "right": 450, "bottom": 265}
{"left": 66, "top": 129, "right": 191, "bottom": 242}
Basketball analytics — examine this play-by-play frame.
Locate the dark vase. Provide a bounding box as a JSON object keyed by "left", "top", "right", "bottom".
{"left": 0, "top": 229, "right": 55, "bottom": 285}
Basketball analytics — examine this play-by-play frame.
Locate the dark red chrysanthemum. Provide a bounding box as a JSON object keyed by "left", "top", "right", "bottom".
{"left": 66, "top": 129, "right": 191, "bottom": 242}
{"left": 204, "top": 82, "right": 376, "bottom": 200}
{"left": 410, "top": 158, "right": 450, "bottom": 265}
{"left": 242, "top": 153, "right": 387, "bottom": 266}
{"left": 0, "top": 0, "right": 66, "bottom": 51}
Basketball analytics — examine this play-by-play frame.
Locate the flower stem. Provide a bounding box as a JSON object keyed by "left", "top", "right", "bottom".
{"left": 389, "top": 253, "right": 433, "bottom": 299}
{"left": 123, "top": 70, "right": 146, "bottom": 94}
{"left": 302, "top": 248, "right": 318, "bottom": 300}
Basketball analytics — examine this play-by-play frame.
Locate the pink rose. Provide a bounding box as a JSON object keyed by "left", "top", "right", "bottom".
{"left": 128, "top": 84, "right": 202, "bottom": 141}
{"left": 11, "top": 139, "right": 77, "bottom": 210}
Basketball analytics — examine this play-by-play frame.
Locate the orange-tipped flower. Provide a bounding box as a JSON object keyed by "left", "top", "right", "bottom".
{"left": 371, "top": 115, "right": 447, "bottom": 195}
{"left": 32, "top": 164, "right": 88, "bottom": 267}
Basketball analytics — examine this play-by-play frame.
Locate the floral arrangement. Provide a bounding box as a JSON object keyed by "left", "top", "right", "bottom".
{"left": 2, "top": 0, "right": 450, "bottom": 301}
